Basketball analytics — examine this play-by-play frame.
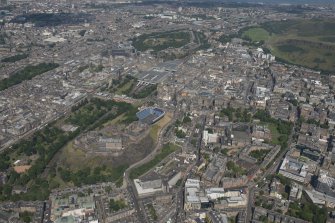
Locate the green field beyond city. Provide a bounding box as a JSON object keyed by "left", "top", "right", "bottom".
{"left": 241, "top": 19, "right": 335, "bottom": 73}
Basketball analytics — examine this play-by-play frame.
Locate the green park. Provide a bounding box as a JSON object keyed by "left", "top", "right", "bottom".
{"left": 240, "top": 19, "right": 335, "bottom": 73}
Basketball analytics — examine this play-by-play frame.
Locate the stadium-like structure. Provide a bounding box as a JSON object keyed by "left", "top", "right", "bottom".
{"left": 136, "top": 107, "right": 165, "bottom": 124}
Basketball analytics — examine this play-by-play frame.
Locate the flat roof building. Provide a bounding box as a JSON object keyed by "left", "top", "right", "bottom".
{"left": 134, "top": 179, "right": 164, "bottom": 198}
{"left": 136, "top": 107, "right": 165, "bottom": 125}
{"left": 279, "top": 157, "right": 308, "bottom": 183}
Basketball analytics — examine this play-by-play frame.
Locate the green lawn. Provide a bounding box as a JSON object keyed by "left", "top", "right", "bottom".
{"left": 109, "top": 199, "right": 127, "bottom": 212}
{"left": 129, "top": 143, "right": 179, "bottom": 179}
{"left": 132, "top": 30, "right": 191, "bottom": 52}
{"left": 319, "top": 36, "right": 335, "bottom": 43}
{"left": 270, "top": 42, "right": 335, "bottom": 72}
{"left": 226, "top": 160, "right": 246, "bottom": 177}
{"left": 249, "top": 149, "right": 270, "bottom": 163}
{"left": 267, "top": 123, "right": 281, "bottom": 145}
{"left": 115, "top": 79, "right": 135, "bottom": 95}
{"left": 149, "top": 114, "right": 171, "bottom": 143}
{"left": 147, "top": 204, "right": 158, "bottom": 221}
{"left": 241, "top": 19, "right": 335, "bottom": 73}
{"left": 242, "top": 27, "right": 270, "bottom": 42}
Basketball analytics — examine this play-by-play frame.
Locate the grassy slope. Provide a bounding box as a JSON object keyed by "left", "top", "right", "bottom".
{"left": 55, "top": 112, "right": 172, "bottom": 187}
{"left": 132, "top": 31, "right": 191, "bottom": 52}
{"left": 115, "top": 79, "right": 135, "bottom": 95}
{"left": 242, "top": 19, "right": 335, "bottom": 72}
{"left": 268, "top": 123, "right": 281, "bottom": 145}
{"left": 129, "top": 143, "right": 179, "bottom": 180}
{"left": 149, "top": 112, "right": 172, "bottom": 143}
{"left": 242, "top": 27, "right": 270, "bottom": 42}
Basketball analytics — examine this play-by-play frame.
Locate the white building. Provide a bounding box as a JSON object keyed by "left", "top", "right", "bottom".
{"left": 304, "top": 189, "right": 335, "bottom": 208}
{"left": 185, "top": 178, "right": 200, "bottom": 189}
{"left": 134, "top": 179, "right": 164, "bottom": 198}
{"left": 202, "top": 130, "right": 218, "bottom": 146}
{"left": 206, "top": 188, "right": 225, "bottom": 200}
{"left": 214, "top": 189, "right": 248, "bottom": 208}
{"left": 44, "top": 36, "right": 66, "bottom": 43}
{"left": 226, "top": 195, "right": 247, "bottom": 207}
{"left": 290, "top": 182, "right": 303, "bottom": 200}
{"left": 167, "top": 172, "right": 182, "bottom": 188}
{"left": 279, "top": 157, "right": 308, "bottom": 183}
{"left": 184, "top": 179, "right": 208, "bottom": 211}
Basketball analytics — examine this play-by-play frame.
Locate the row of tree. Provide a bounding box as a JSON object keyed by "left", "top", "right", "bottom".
{"left": 1, "top": 53, "right": 28, "bottom": 63}
{"left": 0, "top": 63, "right": 59, "bottom": 91}
{"left": 0, "top": 98, "right": 137, "bottom": 201}
{"left": 58, "top": 165, "right": 128, "bottom": 187}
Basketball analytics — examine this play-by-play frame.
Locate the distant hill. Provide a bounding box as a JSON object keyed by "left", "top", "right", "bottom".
{"left": 141, "top": 0, "right": 335, "bottom": 5}
{"left": 223, "top": 0, "right": 334, "bottom": 4}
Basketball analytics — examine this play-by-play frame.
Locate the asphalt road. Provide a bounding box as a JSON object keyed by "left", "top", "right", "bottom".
{"left": 246, "top": 124, "right": 296, "bottom": 222}
{"left": 123, "top": 116, "right": 176, "bottom": 223}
